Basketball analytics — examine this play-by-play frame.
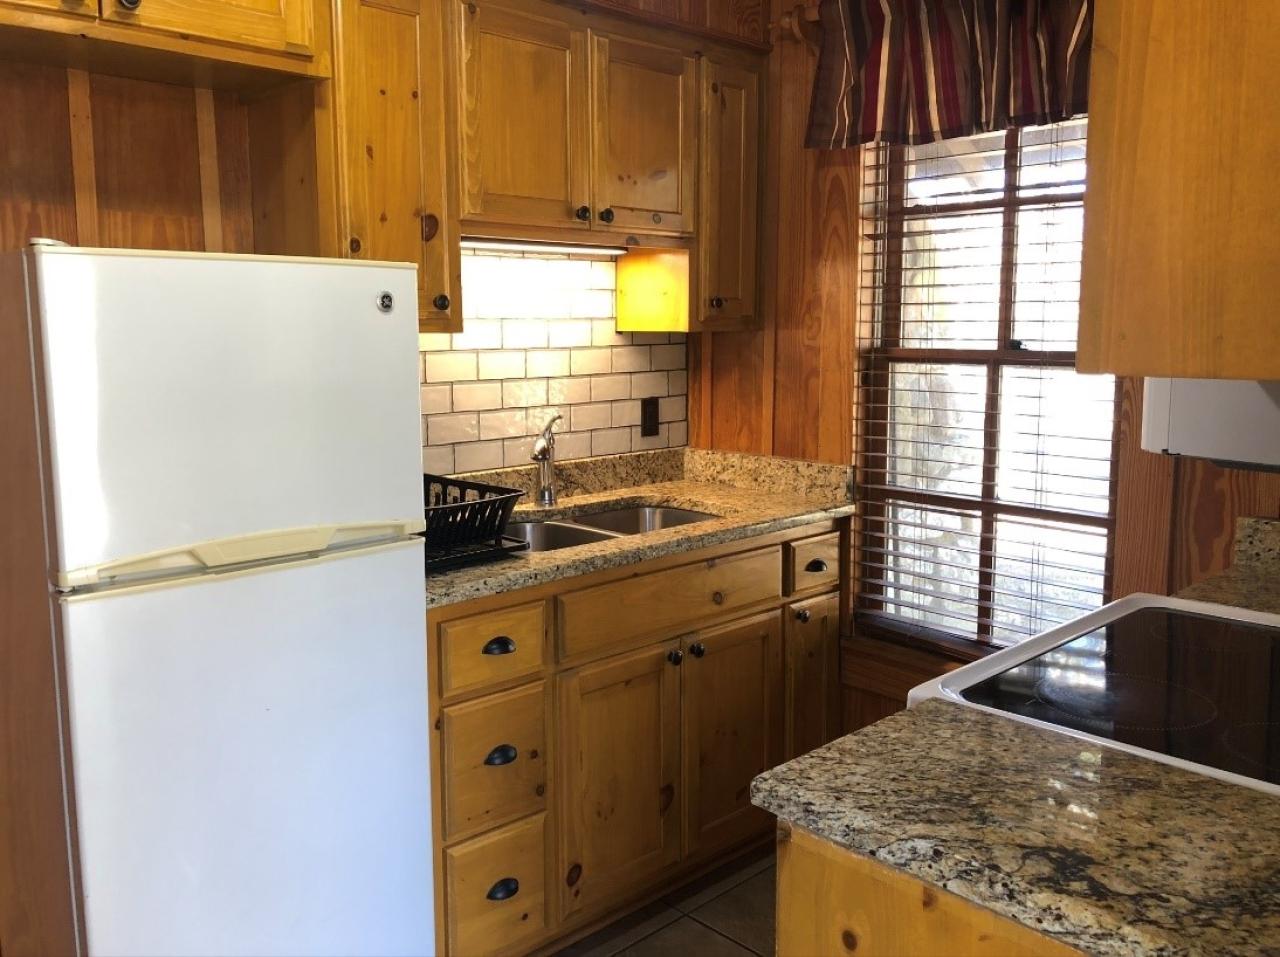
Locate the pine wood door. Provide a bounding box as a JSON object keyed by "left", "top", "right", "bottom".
{"left": 784, "top": 593, "right": 841, "bottom": 760}
{"left": 682, "top": 610, "right": 781, "bottom": 857}
{"left": 337, "top": 0, "right": 460, "bottom": 332}
{"left": 556, "top": 640, "right": 682, "bottom": 919}
{"left": 591, "top": 32, "right": 696, "bottom": 236}
{"left": 697, "top": 57, "right": 760, "bottom": 328}
{"left": 457, "top": 0, "right": 592, "bottom": 231}
{"left": 99, "top": 0, "right": 314, "bottom": 55}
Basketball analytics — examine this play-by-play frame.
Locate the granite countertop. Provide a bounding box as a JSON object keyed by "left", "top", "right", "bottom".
{"left": 751, "top": 515, "right": 1280, "bottom": 956}
{"left": 752, "top": 698, "right": 1280, "bottom": 957}
{"left": 425, "top": 447, "right": 855, "bottom": 610}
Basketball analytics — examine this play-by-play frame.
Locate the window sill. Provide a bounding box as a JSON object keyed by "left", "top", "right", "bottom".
{"left": 852, "top": 610, "right": 1001, "bottom": 664}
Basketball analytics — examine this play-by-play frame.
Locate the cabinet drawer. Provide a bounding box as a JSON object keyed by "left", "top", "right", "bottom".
{"left": 558, "top": 547, "right": 782, "bottom": 659}
{"left": 785, "top": 532, "right": 840, "bottom": 595}
{"left": 440, "top": 602, "right": 546, "bottom": 698}
{"left": 445, "top": 813, "right": 548, "bottom": 957}
{"left": 442, "top": 683, "right": 546, "bottom": 842}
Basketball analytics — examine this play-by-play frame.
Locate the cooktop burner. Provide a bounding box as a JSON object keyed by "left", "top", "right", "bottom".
{"left": 961, "top": 607, "right": 1280, "bottom": 786}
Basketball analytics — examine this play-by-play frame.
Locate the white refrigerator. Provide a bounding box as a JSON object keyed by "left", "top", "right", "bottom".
{"left": 10, "top": 243, "right": 433, "bottom": 955}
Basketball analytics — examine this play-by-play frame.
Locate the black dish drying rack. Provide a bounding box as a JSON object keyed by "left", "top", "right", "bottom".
{"left": 423, "top": 474, "right": 528, "bottom": 573}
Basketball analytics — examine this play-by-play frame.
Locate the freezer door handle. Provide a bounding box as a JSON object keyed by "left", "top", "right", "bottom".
{"left": 59, "top": 519, "right": 428, "bottom": 589}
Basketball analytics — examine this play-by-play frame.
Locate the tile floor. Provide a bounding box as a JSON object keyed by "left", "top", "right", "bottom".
{"left": 554, "top": 845, "right": 776, "bottom": 957}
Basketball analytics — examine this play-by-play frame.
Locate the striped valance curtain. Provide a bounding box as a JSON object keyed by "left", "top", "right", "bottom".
{"left": 806, "top": 0, "right": 1092, "bottom": 148}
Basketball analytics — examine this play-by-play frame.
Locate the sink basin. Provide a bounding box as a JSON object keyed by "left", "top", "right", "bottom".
{"left": 507, "top": 521, "right": 620, "bottom": 552}
{"left": 572, "top": 506, "right": 718, "bottom": 535}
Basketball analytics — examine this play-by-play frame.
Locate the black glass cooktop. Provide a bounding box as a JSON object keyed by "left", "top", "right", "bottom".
{"left": 961, "top": 607, "right": 1280, "bottom": 786}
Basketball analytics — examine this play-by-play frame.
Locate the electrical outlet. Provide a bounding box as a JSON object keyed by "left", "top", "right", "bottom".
{"left": 640, "top": 396, "right": 660, "bottom": 437}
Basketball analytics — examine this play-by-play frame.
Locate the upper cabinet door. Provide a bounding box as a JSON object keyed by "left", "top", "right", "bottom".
{"left": 1078, "top": 0, "right": 1280, "bottom": 379}
{"left": 99, "top": 0, "right": 313, "bottom": 55}
{"left": 338, "top": 0, "right": 461, "bottom": 332}
{"left": 592, "top": 33, "right": 697, "bottom": 236}
{"left": 457, "top": 0, "right": 592, "bottom": 230}
{"left": 697, "top": 57, "right": 759, "bottom": 327}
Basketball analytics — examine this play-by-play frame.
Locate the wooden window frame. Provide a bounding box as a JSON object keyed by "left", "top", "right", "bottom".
{"left": 856, "top": 128, "right": 1122, "bottom": 646}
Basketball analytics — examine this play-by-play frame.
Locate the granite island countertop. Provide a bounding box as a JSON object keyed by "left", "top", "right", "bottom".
{"left": 752, "top": 698, "right": 1280, "bottom": 957}
{"left": 425, "top": 448, "right": 855, "bottom": 610}
{"left": 751, "top": 514, "right": 1280, "bottom": 956}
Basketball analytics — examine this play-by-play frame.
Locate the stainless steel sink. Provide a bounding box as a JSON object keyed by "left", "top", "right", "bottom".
{"left": 572, "top": 506, "right": 718, "bottom": 535}
{"left": 506, "top": 521, "right": 620, "bottom": 552}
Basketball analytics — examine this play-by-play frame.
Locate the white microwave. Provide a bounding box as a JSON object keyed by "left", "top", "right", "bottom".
{"left": 1142, "top": 378, "right": 1280, "bottom": 468}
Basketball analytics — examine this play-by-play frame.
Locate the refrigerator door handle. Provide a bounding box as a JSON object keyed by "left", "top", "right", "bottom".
{"left": 58, "top": 518, "right": 427, "bottom": 589}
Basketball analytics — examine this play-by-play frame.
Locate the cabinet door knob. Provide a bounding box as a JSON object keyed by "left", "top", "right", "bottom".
{"left": 117, "top": 0, "right": 141, "bottom": 9}
{"left": 483, "top": 744, "right": 518, "bottom": 766}
{"left": 432, "top": 293, "right": 451, "bottom": 311}
{"left": 575, "top": 205, "right": 592, "bottom": 222}
{"left": 598, "top": 207, "right": 615, "bottom": 224}
{"left": 804, "top": 558, "right": 829, "bottom": 573}
{"left": 566, "top": 863, "right": 583, "bottom": 887}
{"left": 667, "top": 649, "right": 684, "bottom": 666}
{"left": 481, "top": 635, "right": 516, "bottom": 656}
{"left": 486, "top": 877, "right": 519, "bottom": 901}
{"left": 711, "top": 590, "right": 725, "bottom": 606}
{"left": 710, "top": 296, "right": 725, "bottom": 309}
{"left": 689, "top": 641, "right": 706, "bottom": 658}
{"left": 796, "top": 609, "right": 812, "bottom": 624}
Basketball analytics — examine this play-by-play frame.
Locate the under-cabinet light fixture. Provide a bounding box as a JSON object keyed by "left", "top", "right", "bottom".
{"left": 460, "top": 239, "right": 629, "bottom": 257}
{"left": 616, "top": 248, "right": 690, "bottom": 333}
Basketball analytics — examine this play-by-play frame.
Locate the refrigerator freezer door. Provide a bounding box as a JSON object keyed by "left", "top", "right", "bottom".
{"left": 61, "top": 540, "right": 432, "bottom": 957}
{"left": 31, "top": 249, "right": 423, "bottom": 579}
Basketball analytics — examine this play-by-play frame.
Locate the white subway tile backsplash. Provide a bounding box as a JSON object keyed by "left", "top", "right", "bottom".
{"left": 479, "top": 409, "right": 529, "bottom": 440}
{"left": 502, "top": 379, "right": 548, "bottom": 408}
{"left": 421, "top": 384, "right": 452, "bottom": 415}
{"left": 630, "top": 372, "right": 669, "bottom": 398}
{"left": 548, "top": 377, "right": 592, "bottom": 405}
{"left": 428, "top": 413, "right": 479, "bottom": 445}
{"left": 571, "top": 403, "right": 612, "bottom": 432}
{"left": 590, "top": 374, "right": 632, "bottom": 402}
{"left": 591, "top": 428, "right": 632, "bottom": 456}
{"left": 425, "top": 352, "right": 477, "bottom": 383}
{"left": 478, "top": 351, "right": 526, "bottom": 380}
{"left": 526, "top": 350, "right": 570, "bottom": 378}
{"left": 451, "top": 381, "right": 503, "bottom": 412}
{"left": 422, "top": 250, "right": 688, "bottom": 473}
{"left": 611, "top": 345, "right": 651, "bottom": 372}
{"left": 453, "top": 440, "right": 505, "bottom": 472}
{"left": 570, "top": 348, "right": 612, "bottom": 376}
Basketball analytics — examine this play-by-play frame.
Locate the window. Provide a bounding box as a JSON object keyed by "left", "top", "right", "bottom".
{"left": 857, "top": 120, "right": 1117, "bottom": 646}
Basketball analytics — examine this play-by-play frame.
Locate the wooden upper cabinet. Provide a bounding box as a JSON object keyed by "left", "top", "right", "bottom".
{"left": 592, "top": 32, "right": 696, "bottom": 236}
{"left": 697, "top": 56, "right": 759, "bottom": 328}
{"left": 556, "top": 640, "right": 682, "bottom": 919}
{"left": 1078, "top": 0, "right": 1280, "bottom": 379}
{"left": 99, "top": 0, "right": 314, "bottom": 55}
{"left": 456, "top": 0, "right": 591, "bottom": 231}
{"left": 682, "top": 610, "right": 781, "bottom": 857}
{"left": 337, "top": 0, "right": 461, "bottom": 332}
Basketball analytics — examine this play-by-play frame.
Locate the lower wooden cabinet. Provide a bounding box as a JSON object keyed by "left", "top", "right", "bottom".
{"left": 784, "top": 593, "right": 841, "bottom": 759}
{"left": 556, "top": 639, "right": 683, "bottom": 918}
{"left": 445, "top": 813, "right": 550, "bottom": 957}
{"left": 682, "top": 610, "right": 781, "bottom": 856}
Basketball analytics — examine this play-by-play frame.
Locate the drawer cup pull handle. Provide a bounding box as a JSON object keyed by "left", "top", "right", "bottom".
{"left": 484, "top": 744, "right": 518, "bottom": 766}
{"left": 804, "top": 558, "right": 829, "bottom": 573}
{"left": 482, "top": 635, "right": 516, "bottom": 656}
{"left": 486, "top": 877, "right": 519, "bottom": 902}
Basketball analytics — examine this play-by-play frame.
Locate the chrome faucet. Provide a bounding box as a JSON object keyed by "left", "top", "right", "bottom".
{"left": 530, "top": 414, "right": 563, "bottom": 507}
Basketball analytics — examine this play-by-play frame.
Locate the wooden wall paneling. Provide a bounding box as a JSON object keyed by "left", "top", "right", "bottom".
{"left": 65, "top": 67, "right": 98, "bottom": 246}
{"left": 709, "top": 329, "right": 769, "bottom": 453}
{"left": 706, "top": 0, "right": 764, "bottom": 44}
{"left": 0, "top": 60, "right": 78, "bottom": 248}
{"left": 89, "top": 73, "right": 206, "bottom": 249}
{"left": 1109, "top": 377, "right": 1175, "bottom": 597}
{"left": 1171, "top": 460, "right": 1280, "bottom": 592}
{"left": 0, "top": 252, "right": 83, "bottom": 957}
{"left": 212, "top": 91, "right": 257, "bottom": 253}
{"left": 194, "top": 89, "right": 225, "bottom": 252}
{"left": 245, "top": 80, "right": 328, "bottom": 256}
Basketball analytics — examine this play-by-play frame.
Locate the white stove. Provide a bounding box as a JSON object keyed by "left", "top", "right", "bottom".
{"left": 909, "top": 593, "right": 1280, "bottom": 796}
